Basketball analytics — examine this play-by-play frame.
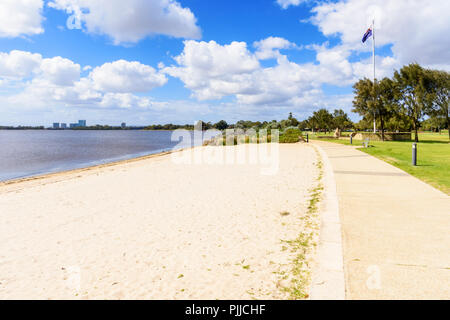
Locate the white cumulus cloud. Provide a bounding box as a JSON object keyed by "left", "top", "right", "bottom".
{"left": 0, "top": 50, "right": 168, "bottom": 110}
{"left": 254, "top": 37, "right": 297, "bottom": 60}
{"left": 0, "top": 0, "right": 44, "bottom": 38}
{"left": 40, "top": 57, "right": 81, "bottom": 86}
{"left": 276, "top": 0, "right": 308, "bottom": 10}
{"left": 310, "top": 0, "right": 450, "bottom": 68}
{"left": 164, "top": 39, "right": 384, "bottom": 106}
{"left": 90, "top": 60, "right": 168, "bottom": 93}
{"left": 0, "top": 50, "right": 42, "bottom": 79}
{"left": 164, "top": 40, "right": 260, "bottom": 100}
{"left": 48, "top": 0, "right": 201, "bottom": 44}
{"left": 100, "top": 93, "right": 152, "bottom": 109}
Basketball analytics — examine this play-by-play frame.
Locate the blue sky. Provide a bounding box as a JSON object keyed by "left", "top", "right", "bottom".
{"left": 0, "top": 0, "right": 448, "bottom": 126}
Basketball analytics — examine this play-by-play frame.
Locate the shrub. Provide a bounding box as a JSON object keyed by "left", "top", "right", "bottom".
{"left": 279, "top": 128, "right": 302, "bottom": 143}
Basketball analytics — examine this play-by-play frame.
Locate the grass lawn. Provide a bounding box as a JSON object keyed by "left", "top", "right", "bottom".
{"left": 308, "top": 132, "right": 450, "bottom": 195}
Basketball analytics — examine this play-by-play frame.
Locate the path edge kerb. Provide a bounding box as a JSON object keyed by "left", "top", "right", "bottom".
{"left": 310, "top": 144, "right": 346, "bottom": 300}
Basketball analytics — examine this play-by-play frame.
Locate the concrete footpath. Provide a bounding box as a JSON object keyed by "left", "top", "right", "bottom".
{"left": 313, "top": 141, "right": 450, "bottom": 300}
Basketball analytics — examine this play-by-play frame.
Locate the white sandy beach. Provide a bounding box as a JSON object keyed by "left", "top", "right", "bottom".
{"left": 0, "top": 144, "right": 321, "bottom": 300}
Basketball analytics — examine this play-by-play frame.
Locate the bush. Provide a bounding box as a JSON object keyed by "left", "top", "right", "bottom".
{"left": 279, "top": 128, "right": 302, "bottom": 144}
{"left": 279, "top": 135, "right": 300, "bottom": 143}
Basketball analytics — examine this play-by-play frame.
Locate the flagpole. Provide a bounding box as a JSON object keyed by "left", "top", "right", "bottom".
{"left": 372, "top": 19, "right": 377, "bottom": 134}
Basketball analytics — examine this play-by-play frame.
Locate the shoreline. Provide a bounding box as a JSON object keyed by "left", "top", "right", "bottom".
{"left": 0, "top": 147, "right": 191, "bottom": 189}
{"left": 0, "top": 139, "right": 285, "bottom": 188}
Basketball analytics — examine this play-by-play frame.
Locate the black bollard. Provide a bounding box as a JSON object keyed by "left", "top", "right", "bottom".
{"left": 306, "top": 134, "right": 309, "bottom": 143}
{"left": 350, "top": 136, "right": 353, "bottom": 145}
{"left": 412, "top": 143, "right": 417, "bottom": 166}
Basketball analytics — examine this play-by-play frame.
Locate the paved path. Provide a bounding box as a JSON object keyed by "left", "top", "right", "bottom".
{"left": 310, "top": 145, "right": 345, "bottom": 300}
{"left": 313, "top": 141, "right": 450, "bottom": 300}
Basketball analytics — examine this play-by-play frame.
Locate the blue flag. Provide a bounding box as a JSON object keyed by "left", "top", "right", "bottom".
{"left": 362, "top": 28, "right": 372, "bottom": 43}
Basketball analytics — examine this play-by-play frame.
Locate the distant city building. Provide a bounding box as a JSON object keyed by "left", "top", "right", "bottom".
{"left": 78, "top": 120, "right": 87, "bottom": 127}
{"left": 60, "top": 123, "right": 67, "bottom": 129}
{"left": 121, "top": 122, "right": 126, "bottom": 129}
{"left": 53, "top": 123, "right": 60, "bottom": 129}
{"left": 70, "top": 123, "right": 78, "bottom": 129}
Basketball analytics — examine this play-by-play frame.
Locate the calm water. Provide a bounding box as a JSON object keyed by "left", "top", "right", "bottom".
{"left": 0, "top": 130, "right": 198, "bottom": 182}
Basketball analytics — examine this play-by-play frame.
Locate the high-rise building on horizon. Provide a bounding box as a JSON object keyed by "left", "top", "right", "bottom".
{"left": 53, "top": 123, "right": 60, "bottom": 129}
{"left": 78, "top": 120, "right": 87, "bottom": 127}
{"left": 61, "top": 123, "right": 67, "bottom": 129}
{"left": 121, "top": 122, "right": 126, "bottom": 129}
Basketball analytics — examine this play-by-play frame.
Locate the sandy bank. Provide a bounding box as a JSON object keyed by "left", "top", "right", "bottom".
{"left": 0, "top": 144, "right": 321, "bottom": 299}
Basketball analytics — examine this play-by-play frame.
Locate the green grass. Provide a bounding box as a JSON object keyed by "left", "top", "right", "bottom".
{"left": 309, "top": 132, "right": 450, "bottom": 195}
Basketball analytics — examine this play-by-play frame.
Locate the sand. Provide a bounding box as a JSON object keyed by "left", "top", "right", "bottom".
{"left": 0, "top": 144, "right": 320, "bottom": 300}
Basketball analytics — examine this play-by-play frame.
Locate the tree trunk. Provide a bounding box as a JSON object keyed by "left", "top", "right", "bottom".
{"left": 380, "top": 115, "right": 385, "bottom": 141}
{"left": 413, "top": 121, "right": 419, "bottom": 142}
{"left": 447, "top": 112, "right": 450, "bottom": 141}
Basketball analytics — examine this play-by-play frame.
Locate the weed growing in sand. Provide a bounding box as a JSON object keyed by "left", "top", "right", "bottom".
{"left": 277, "top": 146, "right": 323, "bottom": 300}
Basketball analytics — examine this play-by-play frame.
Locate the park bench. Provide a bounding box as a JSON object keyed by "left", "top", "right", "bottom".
{"left": 363, "top": 138, "right": 370, "bottom": 148}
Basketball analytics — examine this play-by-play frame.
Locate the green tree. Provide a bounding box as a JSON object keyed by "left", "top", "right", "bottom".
{"left": 422, "top": 116, "right": 446, "bottom": 132}
{"left": 393, "top": 64, "right": 434, "bottom": 142}
{"left": 309, "top": 109, "right": 334, "bottom": 133}
{"left": 354, "top": 118, "right": 373, "bottom": 132}
{"left": 308, "top": 117, "right": 318, "bottom": 133}
{"left": 332, "top": 109, "right": 353, "bottom": 131}
{"left": 352, "top": 78, "right": 377, "bottom": 132}
{"left": 352, "top": 77, "right": 396, "bottom": 141}
{"left": 298, "top": 120, "right": 309, "bottom": 131}
{"left": 235, "top": 120, "right": 262, "bottom": 130}
{"left": 288, "top": 113, "right": 299, "bottom": 127}
{"left": 214, "top": 120, "right": 229, "bottom": 130}
{"left": 377, "top": 77, "right": 398, "bottom": 140}
{"left": 428, "top": 69, "right": 450, "bottom": 140}
{"left": 384, "top": 113, "right": 412, "bottom": 132}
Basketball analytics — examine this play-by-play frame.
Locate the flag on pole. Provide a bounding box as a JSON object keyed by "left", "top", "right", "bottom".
{"left": 362, "top": 27, "right": 373, "bottom": 43}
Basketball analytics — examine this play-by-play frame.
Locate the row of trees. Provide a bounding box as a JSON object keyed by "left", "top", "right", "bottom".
{"left": 298, "top": 109, "right": 353, "bottom": 133}
{"left": 205, "top": 64, "right": 448, "bottom": 142}
{"left": 191, "top": 117, "right": 300, "bottom": 131}
{"left": 140, "top": 64, "right": 448, "bottom": 142}
{"left": 353, "top": 63, "right": 449, "bottom": 142}
{"left": 192, "top": 111, "right": 352, "bottom": 133}
{"left": 144, "top": 123, "right": 195, "bottom": 130}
